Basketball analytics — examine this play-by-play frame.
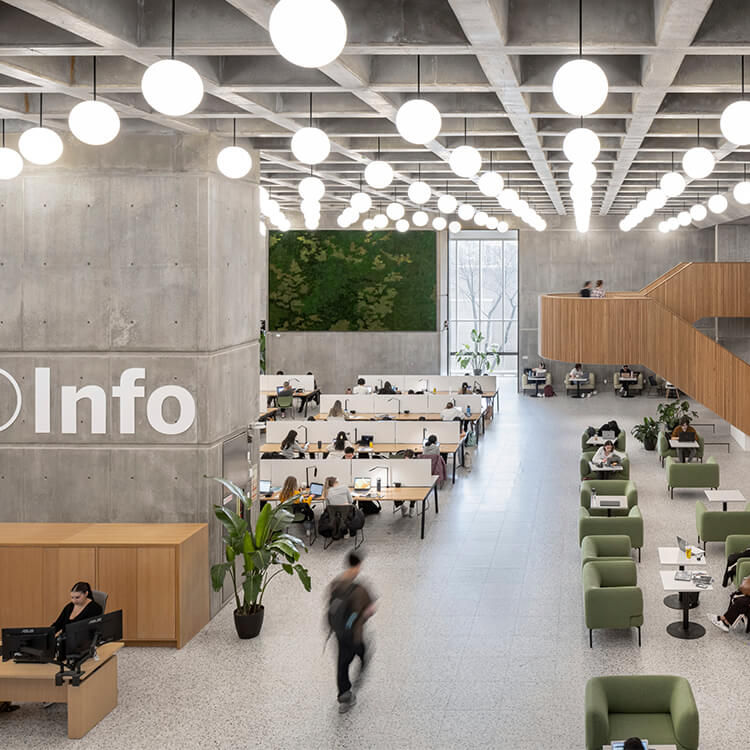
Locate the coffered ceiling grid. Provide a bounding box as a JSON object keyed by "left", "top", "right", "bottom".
{"left": 0, "top": 0, "right": 749, "bottom": 223}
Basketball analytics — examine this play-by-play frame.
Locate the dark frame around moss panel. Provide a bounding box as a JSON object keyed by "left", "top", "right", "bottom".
{"left": 268, "top": 229, "right": 437, "bottom": 332}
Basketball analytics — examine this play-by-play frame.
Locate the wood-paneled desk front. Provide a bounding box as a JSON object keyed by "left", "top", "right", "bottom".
{"left": 0, "top": 523, "right": 208, "bottom": 648}
{"left": 0, "top": 642, "right": 122, "bottom": 738}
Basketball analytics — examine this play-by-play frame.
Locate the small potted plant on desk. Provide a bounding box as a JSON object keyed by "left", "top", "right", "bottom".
{"left": 631, "top": 416, "right": 659, "bottom": 451}
{"left": 455, "top": 328, "right": 501, "bottom": 375}
{"left": 209, "top": 477, "right": 311, "bottom": 639}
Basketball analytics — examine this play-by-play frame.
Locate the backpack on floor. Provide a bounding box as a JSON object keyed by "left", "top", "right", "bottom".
{"left": 543, "top": 384, "right": 555, "bottom": 397}
{"left": 358, "top": 500, "right": 381, "bottom": 516}
{"left": 318, "top": 508, "right": 347, "bottom": 540}
{"left": 345, "top": 506, "right": 366, "bottom": 531}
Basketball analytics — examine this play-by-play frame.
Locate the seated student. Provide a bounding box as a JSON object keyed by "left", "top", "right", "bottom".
{"left": 280, "top": 429, "right": 306, "bottom": 459}
{"left": 279, "top": 475, "right": 315, "bottom": 539}
{"left": 341, "top": 446, "right": 356, "bottom": 460}
{"left": 460, "top": 381, "right": 472, "bottom": 394}
{"left": 422, "top": 434, "right": 441, "bottom": 455}
{"left": 379, "top": 380, "right": 398, "bottom": 395}
{"left": 671, "top": 417, "right": 698, "bottom": 461}
{"left": 328, "top": 399, "right": 345, "bottom": 418}
{"left": 394, "top": 449, "right": 417, "bottom": 517}
{"left": 345, "top": 387, "right": 353, "bottom": 395}
{"left": 323, "top": 476, "right": 353, "bottom": 505}
{"left": 52, "top": 581, "right": 103, "bottom": 635}
{"left": 623, "top": 739, "right": 645, "bottom": 750}
{"left": 327, "top": 430, "right": 352, "bottom": 456}
{"left": 276, "top": 370, "right": 284, "bottom": 375}
{"left": 440, "top": 401, "right": 463, "bottom": 421}
{"left": 619, "top": 364, "right": 633, "bottom": 397}
{"left": 708, "top": 573, "right": 750, "bottom": 633}
{"left": 352, "top": 378, "right": 369, "bottom": 395}
{"left": 534, "top": 360, "right": 546, "bottom": 374}
{"left": 591, "top": 440, "right": 623, "bottom": 467}
{"left": 569, "top": 363, "right": 585, "bottom": 380}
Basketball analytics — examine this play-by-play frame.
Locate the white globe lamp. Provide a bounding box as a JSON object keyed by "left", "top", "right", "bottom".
{"left": 373, "top": 213, "right": 388, "bottom": 229}
{"left": 68, "top": 100, "right": 120, "bottom": 145}
{"left": 342, "top": 207, "right": 358, "bottom": 224}
{"left": 395, "top": 99, "right": 441, "bottom": 145}
{"left": 265, "top": 198, "right": 280, "bottom": 217}
{"left": 485, "top": 216, "right": 499, "bottom": 230}
{"left": 300, "top": 198, "right": 321, "bottom": 215}
{"left": 216, "top": 145, "right": 253, "bottom": 179}
{"left": 734, "top": 180, "right": 750, "bottom": 204}
{"left": 408, "top": 180, "right": 431, "bottom": 205}
{"left": 412, "top": 210, "right": 428, "bottom": 227}
{"left": 682, "top": 146, "right": 714, "bottom": 179}
{"left": 646, "top": 187, "right": 667, "bottom": 209}
{"left": 708, "top": 193, "right": 728, "bottom": 214}
{"left": 457, "top": 203, "right": 475, "bottom": 221}
{"left": 535, "top": 219, "right": 547, "bottom": 231}
{"left": 690, "top": 203, "right": 707, "bottom": 221}
{"left": 449, "top": 145, "right": 481, "bottom": 178}
{"left": 474, "top": 210, "right": 488, "bottom": 226}
{"left": 478, "top": 171, "right": 504, "bottom": 197}
{"left": 677, "top": 210, "right": 691, "bottom": 227}
{"left": 570, "top": 184, "right": 593, "bottom": 204}
{"left": 298, "top": 175, "right": 325, "bottom": 201}
{"left": 563, "top": 128, "right": 600, "bottom": 163}
{"left": 396, "top": 219, "right": 409, "bottom": 232}
{"left": 362, "top": 218, "right": 375, "bottom": 231}
{"left": 0, "top": 147, "right": 23, "bottom": 180}
{"left": 336, "top": 214, "right": 349, "bottom": 228}
{"left": 291, "top": 126, "right": 330, "bottom": 164}
{"left": 552, "top": 59, "right": 608, "bottom": 116}
{"left": 304, "top": 215, "right": 319, "bottom": 230}
{"left": 720, "top": 99, "right": 750, "bottom": 145}
{"left": 364, "top": 160, "right": 393, "bottom": 189}
{"left": 658, "top": 221, "right": 669, "bottom": 233}
{"left": 18, "top": 126, "right": 63, "bottom": 165}
{"left": 386, "top": 202, "right": 405, "bottom": 220}
{"left": 448, "top": 220, "right": 461, "bottom": 234}
{"left": 497, "top": 220, "right": 509, "bottom": 233}
{"left": 575, "top": 211, "right": 590, "bottom": 233}
{"left": 498, "top": 188, "right": 518, "bottom": 210}
{"left": 350, "top": 191, "right": 371, "bottom": 213}
{"left": 619, "top": 218, "right": 631, "bottom": 232}
{"left": 638, "top": 200, "right": 655, "bottom": 218}
{"left": 259, "top": 220, "right": 267, "bottom": 237}
{"left": 569, "top": 162, "right": 596, "bottom": 186}
{"left": 667, "top": 216, "right": 679, "bottom": 231}
{"left": 269, "top": 0, "right": 347, "bottom": 68}
{"left": 437, "top": 194, "right": 457, "bottom": 214}
{"left": 432, "top": 216, "right": 447, "bottom": 231}
{"left": 660, "top": 171, "right": 685, "bottom": 198}
{"left": 141, "top": 59, "right": 204, "bottom": 116}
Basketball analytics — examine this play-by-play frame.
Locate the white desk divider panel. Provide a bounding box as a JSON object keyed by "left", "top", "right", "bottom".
{"left": 357, "top": 375, "right": 406, "bottom": 391}
{"left": 359, "top": 375, "right": 497, "bottom": 393}
{"left": 394, "top": 421, "right": 460, "bottom": 444}
{"left": 260, "top": 374, "right": 316, "bottom": 391}
{"left": 371, "top": 394, "right": 429, "bottom": 413}
{"left": 266, "top": 420, "right": 349, "bottom": 444}
{"left": 349, "top": 421, "right": 399, "bottom": 443}
{"left": 382, "top": 459, "right": 435, "bottom": 486}
{"left": 427, "top": 394, "right": 482, "bottom": 412}
{"left": 320, "top": 394, "right": 374, "bottom": 413}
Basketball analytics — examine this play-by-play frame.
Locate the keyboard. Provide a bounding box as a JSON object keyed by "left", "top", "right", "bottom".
{"left": 599, "top": 499, "right": 620, "bottom": 507}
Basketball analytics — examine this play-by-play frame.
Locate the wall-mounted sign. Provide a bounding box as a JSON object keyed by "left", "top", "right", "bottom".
{"left": 0, "top": 367, "right": 196, "bottom": 436}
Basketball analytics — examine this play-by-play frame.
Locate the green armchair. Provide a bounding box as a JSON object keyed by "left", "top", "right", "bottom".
{"left": 696, "top": 501, "right": 750, "bottom": 545}
{"left": 580, "top": 479, "right": 637, "bottom": 517}
{"left": 578, "top": 506, "right": 643, "bottom": 559}
{"left": 580, "top": 451, "right": 630, "bottom": 481}
{"left": 581, "top": 535, "right": 634, "bottom": 568}
{"left": 585, "top": 675, "right": 699, "bottom": 750}
{"left": 725, "top": 534, "right": 750, "bottom": 562}
{"left": 666, "top": 456, "right": 718, "bottom": 498}
{"left": 581, "top": 429, "right": 626, "bottom": 451}
{"left": 566, "top": 371, "right": 595, "bottom": 395}
{"left": 613, "top": 371, "right": 644, "bottom": 394}
{"left": 658, "top": 431, "right": 705, "bottom": 466}
{"left": 522, "top": 371, "right": 550, "bottom": 394}
{"left": 583, "top": 560, "right": 643, "bottom": 647}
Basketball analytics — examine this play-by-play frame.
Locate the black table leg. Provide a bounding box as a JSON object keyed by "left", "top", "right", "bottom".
{"left": 420, "top": 497, "right": 426, "bottom": 539}
{"left": 433, "top": 483, "right": 439, "bottom": 514}
{"left": 666, "top": 593, "right": 705, "bottom": 639}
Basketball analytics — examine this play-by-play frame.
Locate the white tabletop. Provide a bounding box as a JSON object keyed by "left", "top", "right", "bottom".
{"left": 587, "top": 435, "right": 618, "bottom": 445}
{"left": 658, "top": 546, "right": 706, "bottom": 566}
{"left": 527, "top": 375, "right": 546, "bottom": 381}
{"left": 591, "top": 495, "right": 628, "bottom": 510}
{"left": 618, "top": 375, "right": 638, "bottom": 381}
{"left": 704, "top": 489, "right": 746, "bottom": 505}
{"left": 570, "top": 376, "right": 588, "bottom": 381}
{"left": 659, "top": 570, "right": 713, "bottom": 592}
{"left": 605, "top": 746, "right": 676, "bottom": 750}
{"left": 589, "top": 461, "right": 624, "bottom": 472}
{"left": 669, "top": 439, "right": 699, "bottom": 448}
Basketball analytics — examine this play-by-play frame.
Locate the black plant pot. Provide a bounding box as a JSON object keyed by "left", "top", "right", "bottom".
{"left": 473, "top": 368, "right": 482, "bottom": 376}
{"left": 234, "top": 606, "right": 264, "bottom": 639}
{"left": 644, "top": 436, "right": 657, "bottom": 451}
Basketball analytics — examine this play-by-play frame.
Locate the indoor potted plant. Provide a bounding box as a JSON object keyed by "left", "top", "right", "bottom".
{"left": 454, "top": 328, "right": 501, "bottom": 375}
{"left": 656, "top": 400, "right": 699, "bottom": 431}
{"left": 209, "top": 477, "right": 311, "bottom": 639}
{"left": 631, "top": 416, "right": 659, "bottom": 451}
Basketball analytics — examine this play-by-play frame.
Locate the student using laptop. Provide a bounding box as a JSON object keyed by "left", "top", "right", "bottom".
{"left": 323, "top": 476, "right": 353, "bottom": 505}
{"left": 280, "top": 430, "right": 306, "bottom": 459}
{"left": 352, "top": 378, "right": 369, "bottom": 395}
{"left": 618, "top": 364, "right": 634, "bottom": 397}
{"left": 327, "top": 431, "right": 353, "bottom": 456}
{"left": 671, "top": 417, "right": 698, "bottom": 462}
{"left": 569, "top": 363, "right": 585, "bottom": 380}
{"left": 440, "top": 401, "right": 463, "bottom": 421}
{"left": 379, "top": 380, "right": 398, "bottom": 395}
{"left": 279, "top": 476, "right": 315, "bottom": 540}
{"left": 591, "top": 440, "right": 623, "bottom": 468}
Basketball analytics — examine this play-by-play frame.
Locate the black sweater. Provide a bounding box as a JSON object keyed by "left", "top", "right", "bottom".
{"left": 51, "top": 600, "right": 102, "bottom": 633}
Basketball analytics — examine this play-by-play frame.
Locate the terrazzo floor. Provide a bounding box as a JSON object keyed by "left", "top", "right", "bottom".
{"left": 2, "top": 379, "right": 748, "bottom": 749}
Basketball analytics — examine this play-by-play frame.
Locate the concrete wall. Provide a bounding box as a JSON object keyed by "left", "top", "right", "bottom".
{"left": 519, "top": 215, "right": 716, "bottom": 388}
{"left": 0, "top": 134, "right": 262, "bottom": 616}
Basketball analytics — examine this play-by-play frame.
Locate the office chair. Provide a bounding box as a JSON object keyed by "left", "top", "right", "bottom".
{"left": 92, "top": 590, "right": 109, "bottom": 611}
{"left": 276, "top": 394, "right": 294, "bottom": 417}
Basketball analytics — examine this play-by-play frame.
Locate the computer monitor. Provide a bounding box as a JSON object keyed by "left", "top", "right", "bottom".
{"left": 353, "top": 477, "right": 371, "bottom": 491}
{"left": 62, "top": 610, "right": 123, "bottom": 663}
{"left": 276, "top": 385, "right": 284, "bottom": 395}
{"left": 309, "top": 482, "right": 324, "bottom": 497}
{"left": 1, "top": 626, "right": 56, "bottom": 663}
{"left": 259, "top": 479, "right": 271, "bottom": 494}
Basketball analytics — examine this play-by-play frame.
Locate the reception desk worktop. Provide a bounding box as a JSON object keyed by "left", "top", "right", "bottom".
{"left": 0, "top": 523, "right": 209, "bottom": 648}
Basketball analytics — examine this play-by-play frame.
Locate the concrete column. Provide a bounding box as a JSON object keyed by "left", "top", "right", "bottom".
{"left": 0, "top": 134, "right": 262, "bottom": 615}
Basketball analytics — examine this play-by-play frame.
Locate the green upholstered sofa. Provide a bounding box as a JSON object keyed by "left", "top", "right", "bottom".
{"left": 581, "top": 535, "right": 634, "bottom": 568}
{"left": 725, "top": 534, "right": 750, "bottom": 563}
{"left": 565, "top": 371, "right": 595, "bottom": 395}
{"left": 578, "top": 507, "right": 643, "bottom": 559}
{"left": 581, "top": 429, "right": 626, "bottom": 452}
{"left": 613, "top": 371, "right": 644, "bottom": 395}
{"left": 585, "top": 675, "right": 699, "bottom": 750}
{"left": 522, "top": 371, "right": 551, "bottom": 394}
{"left": 582, "top": 560, "right": 643, "bottom": 647}
{"left": 580, "top": 451, "right": 630, "bottom": 481}
{"left": 666, "top": 456, "right": 718, "bottom": 498}
{"left": 695, "top": 501, "right": 750, "bottom": 545}
{"left": 580, "top": 479, "right": 637, "bottom": 517}
{"left": 658, "top": 431, "right": 704, "bottom": 466}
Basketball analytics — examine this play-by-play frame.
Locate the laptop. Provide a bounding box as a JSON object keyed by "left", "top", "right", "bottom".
{"left": 276, "top": 385, "right": 285, "bottom": 395}
{"left": 359, "top": 434, "right": 374, "bottom": 447}
{"left": 353, "top": 477, "right": 371, "bottom": 494}
{"left": 309, "top": 482, "right": 323, "bottom": 498}
{"left": 677, "top": 536, "right": 704, "bottom": 559}
{"left": 605, "top": 453, "right": 621, "bottom": 467}
{"left": 601, "top": 429, "right": 616, "bottom": 439}
{"left": 259, "top": 479, "right": 272, "bottom": 497}
{"left": 678, "top": 431, "right": 694, "bottom": 442}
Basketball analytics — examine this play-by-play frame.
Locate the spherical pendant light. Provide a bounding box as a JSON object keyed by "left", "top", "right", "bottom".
{"left": 570, "top": 185, "right": 593, "bottom": 204}
{"left": 485, "top": 216, "right": 499, "bottom": 230}
{"left": 498, "top": 188, "right": 518, "bottom": 210}
{"left": 396, "top": 218, "right": 409, "bottom": 232}
{"left": 682, "top": 146, "right": 714, "bottom": 179}
{"left": 269, "top": 0, "right": 347, "bottom": 68}
{"left": 457, "top": 202, "right": 475, "bottom": 221}
{"left": 667, "top": 216, "right": 679, "bottom": 231}
{"left": 569, "top": 162, "right": 596, "bottom": 186}
{"left": 497, "top": 220, "right": 509, "bottom": 233}
{"left": 291, "top": 126, "right": 330, "bottom": 164}
{"left": 304, "top": 215, "right": 319, "bottom": 230}
{"left": 68, "top": 100, "right": 120, "bottom": 146}
{"left": 437, "top": 194, "right": 457, "bottom": 214}
{"left": 298, "top": 175, "right": 325, "bottom": 201}
{"left": 373, "top": 213, "right": 388, "bottom": 229}
{"left": 733, "top": 180, "right": 750, "bottom": 204}
{"left": 300, "top": 198, "right": 321, "bottom": 216}
{"left": 474, "top": 210, "right": 488, "bottom": 226}
{"left": 646, "top": 187, "right": 667, "bottom": 209}
{"left": 575, "top": 211, "right": 590, "bottom": 234}
{"left": 217, "top": 145, "right": 253, "bottom": 179}
{"left": 658, "top": 221, "right": 669, "bottom": 233}
{"left": 364, "top": 160, "right": 393, "bottom": 189}
{"left": 448, "top": 220, "right": 461, "bottom": 234}
{"left": 412, "top": 210, "right": 428, "bottom": 227}
{"left": 478, "top": 170, "right": 504, "bottom": 197}
{"left": 708, "top": 193, "right": 728, "bottom": 214}
{"left": 660, "top": 171, "right": 685, "bottom": 198}
{"left": 689, "top": 203, "right": 707, "bottom": 221}
{"left": 342, "top": 207, "right": 358, "bottom": 224}
{"left": 677, "top": 210, "right": 691, "bottom": 227}
{"left": 395, "top": 99, "right": 442, "bottom": 145}
{"left": 386, "top": 201, "right": 405, "bottom": 220}
{"left": 449, "top": 145, "right": 481, "bottom": 178}
{"left": 336, "top": 214, "right": 349, "bottom": 228}
{"left": 350, "top": 191, "right": 371, "bottom": 213}
{"left": 142, "top": 59, "right": 204, "bottom": 116}
{"left": 511, "top": 200, "right": 526, "bottom": 218}
{"left": 265, "top": 198, "right": 280, "bottom": 217}
{"left": 562, "top": 128, "right": 600, "bottom": 163}
{"left": 19, "top": 126, "right": 63, "bottom": 165}
{"left": 637, "top": 200, "right": 654, "bottom": 218}
{"left": 552, "top": 59, "right": 608, "bottom": 116}
{"left": 619, "top": 218, "right": 631, "bottom": 232}
{"left": 0, "top": 147, "right": 23, "bottom": 180}
{"left": 720, "top": 99, "right": 750, "bottom": 145}
{"left": 535, "top": 219, "right": 547, "bottom": 232}
{"left": 362, "top": 218, "right": 375, "bottom": 231}
{"left": 259, "top": 220, "right": 267, "bottom": 237}
{"left": 408, "top": 180, "right": 431, "bottom": 205}
{"left": 432, "top": 216, "right": 447, "bottom": 231}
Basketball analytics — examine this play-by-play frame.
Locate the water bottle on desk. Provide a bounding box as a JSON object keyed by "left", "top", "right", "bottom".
{"left": 591, "top": 487, "right": 597, "bottom": 505}
{"left": 466, "top": 405, "right": 471, "bottom": 417}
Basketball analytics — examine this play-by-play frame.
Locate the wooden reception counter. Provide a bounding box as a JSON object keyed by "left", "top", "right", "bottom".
{"left": 0, "top": 523, "right": 208, "bottom": 648}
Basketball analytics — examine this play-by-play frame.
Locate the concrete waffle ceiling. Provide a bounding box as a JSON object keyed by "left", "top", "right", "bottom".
{"left": 0, "top": 0, "right": 748, "bottom": 224}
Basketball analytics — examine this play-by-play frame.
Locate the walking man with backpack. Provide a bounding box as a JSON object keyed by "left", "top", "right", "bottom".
{"left": 327, "top": 552, "right": 376, "bottom": 713}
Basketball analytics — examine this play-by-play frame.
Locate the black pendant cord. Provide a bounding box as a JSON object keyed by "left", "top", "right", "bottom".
{"left": 232, "top": 118, "right": 236, "bottom": 146}
{"left": 697, "top": 118, "right": 700, "bottom": 146}
{"left": 417, "top": 55, "right": 421, "bottom": 97}
{"left": 377, "top": 136, "right": 381, "bottom": 161}
{"left": 489, "top": 151, "right": 492, "bottom": 171}
{"left": 309, "top": 92, "right": 313, "bottom": 128}
{"left": 39, "top": 92, "right": 43, "bottom": 127}
{"left": 578, "top": 0, "right": 583, "bottom": 57}
{"left": 671, "top": 151, "right": 674, "bottom": 172}
{"left": 1, "top": 119, "right": 4, "bottom": 147}
{"left": 464, "top": 118, "right": 467, "bottom": 145}
{"left": 360, "top": 173, "right": 363, "bottom": 192}
{"left": 171, "top": 0, "right": 176, "bottom": 59}
{"left": 92, "top": 57, "right": 97, "bottom": 101}
{"left": 742, "top": 56, "right": 746, "bottom": 100}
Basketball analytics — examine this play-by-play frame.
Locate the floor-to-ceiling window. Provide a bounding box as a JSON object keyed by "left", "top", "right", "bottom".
{"left": 447, "top": 230, "right": 519, "bottom": 375}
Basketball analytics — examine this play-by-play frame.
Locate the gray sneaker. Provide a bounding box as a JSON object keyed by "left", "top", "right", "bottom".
{"left": 338, "top": 691, "right": 357, "bottom": 713}
{"left": 707, "top": 613, "right": 729, "bottom": 632}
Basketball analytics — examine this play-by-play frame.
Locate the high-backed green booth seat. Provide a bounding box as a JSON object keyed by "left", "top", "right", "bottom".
{"left": 522, "top": 371, "right": 551, "bottom": 393}
{"left": 725, "top": 534, "right": 750, "bottom": 563}
{"left": 658, "top": 431, "right": 705, "bottom": 466}
{"left": 565, "top": 372, "right": 595, "bottom": 395}
{"left": 581, "top": 429, "right": 626, "bottom": 452}
{"left": 580, "top": 480, "right": 637, "bottom": 517}
{"left": 666, "top": 456, "right": 718, "bottom": 498}
{"left": 585, "top": 675, "right": 699, "bottom": 750}
{"left": 580, "top": 451, "right": 630, "bottom": 481}
{"left": 696, "top": 501, "right": 750, "bottom": 545}
{"left": 613, "top": 372, "right": 644, "bottom": 394}
{"left": 579, "top": 507, "right": 643, "bottom": 559}
{"left": 583, "top": 560, "right": 643, "bottom": 647}
{"left": 581, "top": 535, "right": 634, "bottom": 568}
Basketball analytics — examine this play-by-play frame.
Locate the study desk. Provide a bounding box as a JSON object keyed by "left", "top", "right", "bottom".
{"left": 264, "top": 390, "right": 317, "bottom": 416}
{"left": 526, "top": 376, "right": 547, "bottom": 397}
{"left": 704, "top": 489, "right": 746, "bottom": 511}
{"left": 569, "top": 377, "right": 589, "bottom": 398}
{"left": 314, "top": 412, "right": 486, "bottom": 440}
{"left": 668, "top": 439, "right": 700, "bottom": 462}
{"left": 658, "top": 546, "right": 706, "bottom": 610}
{"left": 659, "top": 570, "right": 712, "bottom": 639}
{"left": 589, "top": 461, "right": 624, "bottom": 480}
{"left": 0, "top": 642, "right": 122, "bottom": 738}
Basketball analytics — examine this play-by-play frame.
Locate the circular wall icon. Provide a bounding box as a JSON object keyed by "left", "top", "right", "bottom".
{"left": 0, "top": 368, "right": 22, "bottom": 432}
